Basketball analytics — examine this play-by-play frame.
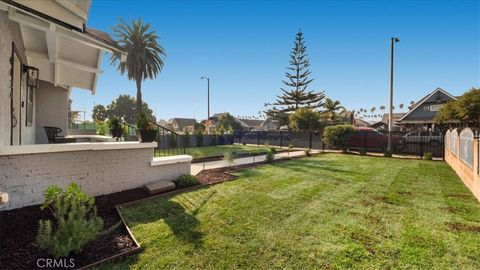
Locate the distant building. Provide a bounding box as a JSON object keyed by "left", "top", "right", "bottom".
{"left": 396, "top": 87, "right": 457, "bottom": 130}
{"left": 370, "top": 113, "right": 405, "bottom": 131}
{"left": 166, "top": 118, "right": 197, "bottom": 133}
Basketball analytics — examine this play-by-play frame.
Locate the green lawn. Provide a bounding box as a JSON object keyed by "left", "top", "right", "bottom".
{"left": 155, "top": 144, "right": 276, "bottom": 158}
{"left": 101, "top": 154, "right": 480, "bottom": 269}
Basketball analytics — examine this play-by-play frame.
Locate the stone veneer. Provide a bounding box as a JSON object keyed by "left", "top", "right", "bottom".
{"left": 0, "top": 142, "right": 192, "bottom": 210}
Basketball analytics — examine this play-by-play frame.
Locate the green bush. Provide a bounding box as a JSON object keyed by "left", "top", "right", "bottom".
{"left": 323, "top": 125, "right": 355, "bottom": 151}
{"left": 270, "top": 147, "right": 277, "bottom": 154}
{"left": 359, "top": 149, "right": 367, "bottom": 156}
{"left": 96, "top": 121, "right": 108, "bottom": 136}
{"left": 223, "top": 150, "right": 236, "bottom": 164}
{"left": 265, "top": 149, "right": 275, "bottom": 163}
{"left": 35, "top": 183, "right": 103, "bottom": 258}
{"left": 136, "top": 112, "right": 154, "bottom": 130}
{"left": 304, "top": 148, "right": 311, "bottom": 156}
{"left": 383, "top": 149, "right": 392, "bottom": 158}
{"left": 423, "top": 152, "right": 433, "bottom": 160}
{"left": 174, "top": 175, "right": 200, "bottom": 189}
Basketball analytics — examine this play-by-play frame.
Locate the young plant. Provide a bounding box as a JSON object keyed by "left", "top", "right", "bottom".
{"left": 35, "top": 183, "right": 103, "bottom": 258}
{"left": 383, "top": 149, "right": 392, "bottom": 158}
{"left": 196, "top": 130, "right": 204, "bottom": 147}
{"left": 96, "top": 121, "right": 108, "bottom": 136}
{"left": 288, "top": 144, "right": 294, "bottom": 158}
{"left": 223, "top": 150, "right": 236, "bottom": 164}
{"left": 270, "top": 147, "right": 276, "bottom": 154}
{"left": 304, "top": 148, "right": 311, "bottom": 156}
{"left": 136, "top": 112, "right": 154, "bottom": 130}
{"left": 174, "top": 175, "right": 200, "bottom": 189}
{"left": 265, "top": 149, "right": 275, "bottom": 163}
{"left": 423, "top": 152, "right": 433, "bottom": 160}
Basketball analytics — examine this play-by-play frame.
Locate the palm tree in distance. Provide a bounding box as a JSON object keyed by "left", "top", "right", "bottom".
{"left": 110, "top": 18, "right": 166, "bottom": 116}
{"left": 324, "top": 98, "right": 346, "bottom": 125}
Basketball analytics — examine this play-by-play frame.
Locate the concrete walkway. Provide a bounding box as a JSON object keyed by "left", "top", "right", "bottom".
{"left": 191, "top": 149, "right": 320, "bottom": 175}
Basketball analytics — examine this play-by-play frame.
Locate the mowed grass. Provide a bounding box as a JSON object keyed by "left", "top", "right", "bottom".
{"left": 100, "top": 154, "right": 480, "bottom": 269}
{"left": 156, "top": 145, "right": 275, "bottom": 158}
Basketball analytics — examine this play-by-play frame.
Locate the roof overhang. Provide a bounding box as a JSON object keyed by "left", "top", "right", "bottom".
{"left": 2, "top": 1, "right": 126, "bottom": 93}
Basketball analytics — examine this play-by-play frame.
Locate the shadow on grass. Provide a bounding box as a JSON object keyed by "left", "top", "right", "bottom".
{"left": 125, "top": 187, "right": 217, "bottom": 248}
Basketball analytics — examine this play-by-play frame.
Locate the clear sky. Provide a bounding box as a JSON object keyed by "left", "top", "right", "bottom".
{"left": 71, "top": 0, "right": 480, "bottom": 122}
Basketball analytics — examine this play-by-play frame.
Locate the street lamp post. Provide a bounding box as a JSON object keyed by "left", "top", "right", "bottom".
{"left": 201, "top": 76, "right": 210, "bottom": 120}
{"left": 388, "top": 37, "right": 400, "bottom": 153}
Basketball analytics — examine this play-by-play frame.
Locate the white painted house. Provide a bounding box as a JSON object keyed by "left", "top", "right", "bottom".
{"left": 0, "top": 0, "right": 191, "bottom": 210}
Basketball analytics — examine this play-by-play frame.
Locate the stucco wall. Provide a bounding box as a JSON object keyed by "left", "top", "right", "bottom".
{"left": 35, "top": 81, "right": 69, "bottom": 144}
{"left": 0, "top": 11, "right": 25, "bottom": 146}
{"left": 0, "top": 146, "right": 191, "bottom": 210}
{"left": 445, "top": 138, "right": 480, "bottom": 201}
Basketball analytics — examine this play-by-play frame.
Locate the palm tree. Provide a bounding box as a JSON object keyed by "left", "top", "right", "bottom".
{"left": 399, "top": 103, "right": 404, "bottom": 111}
{"left": 380, "top": 105, "right": 386, "bottom": 112}
{"left": 323, "top": 98, "right": 346, "bottom": 125}
{"left": 110, "top": 18, "right": 166, "bottom": 115}
{"left": 409, "top": 100, "right": 415, "bottom": 109}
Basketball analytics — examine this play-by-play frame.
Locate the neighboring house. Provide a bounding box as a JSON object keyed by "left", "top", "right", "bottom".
{"left": 167, "top": 117, "right": 197, "bottom": 133}
{"left": 370, "top": 113, "right": 405, "bottom": 131}
{"left": 0, "top": 0, "right": 191, "bottom": 210}
{"left": 397, "top": 87, "right": 457, "bottom": 130}
{"left": 259, "top": 117, "right": 279, "bottom": 130}
{"left": 236, "top": 118, "right": 264, "bottom": 131}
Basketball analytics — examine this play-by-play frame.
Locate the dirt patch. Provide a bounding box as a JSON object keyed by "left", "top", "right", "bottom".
{"left": 371, "top": 195, "right": 390, "bottom": 204}
{"left": 397, "top": 191, "right": 412, "bottom": 196}
{"left": 350, "top": 230, "right": 377, "bottom": 254}
{"left": 360, "top": 199, "right": 374, "bottom": 207}
{"left": 445, "top": 222, "right": 480, "bottom": 233}
{"left": 0, "top": 188, "right": 154, "bottom": 269}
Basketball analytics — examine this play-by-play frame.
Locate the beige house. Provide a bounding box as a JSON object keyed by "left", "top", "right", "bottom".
{"left": 0, "top": 0, "right": 191, "bottom": 210}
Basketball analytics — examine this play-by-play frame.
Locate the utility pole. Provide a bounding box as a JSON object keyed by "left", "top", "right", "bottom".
{"left": 388, "top": 37, "right": 400, "bottom": 153}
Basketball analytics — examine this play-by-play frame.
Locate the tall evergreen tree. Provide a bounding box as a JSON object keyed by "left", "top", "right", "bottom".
{"left": 266, "top": 30, "right": 324, "bottom": 127}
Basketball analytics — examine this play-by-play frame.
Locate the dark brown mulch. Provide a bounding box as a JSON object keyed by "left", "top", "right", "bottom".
{"left": 0, "top": 188, "right": 153, "bottom": 270}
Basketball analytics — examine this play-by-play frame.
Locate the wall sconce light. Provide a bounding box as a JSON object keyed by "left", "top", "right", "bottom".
{"left": 24, "top": 65, "right": 39, "bottom": 88}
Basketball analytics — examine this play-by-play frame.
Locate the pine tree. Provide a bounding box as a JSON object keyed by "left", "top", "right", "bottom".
{"left": 266, "top": 30, "right": 324, "bottom": 127}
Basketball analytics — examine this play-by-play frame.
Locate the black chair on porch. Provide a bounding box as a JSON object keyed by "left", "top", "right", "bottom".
{"left": 43, "top": 126, "right": 77, "bottom": 143}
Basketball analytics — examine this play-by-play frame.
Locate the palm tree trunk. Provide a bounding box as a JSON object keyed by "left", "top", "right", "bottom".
{"left": 136, "top": 78, "right": 142, "bottom": 115}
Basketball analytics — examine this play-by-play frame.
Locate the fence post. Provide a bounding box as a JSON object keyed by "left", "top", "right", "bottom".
{"left": 280, "top": 131, "right": 283, "bottom": 148}
{"left": 364, "top": 131, "right": 367, "bottom": 153}
{"left": 257, "top": 131, "right": 260, "bottom": 147}
{"left": 309, "top": 131, "right": 312, "bottom": 149}
{"left": 420, "top": 135, "right": 424, "bottom": 159}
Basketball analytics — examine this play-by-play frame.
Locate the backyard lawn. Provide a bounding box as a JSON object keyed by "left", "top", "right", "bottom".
{"left": 102, "top": 154, "right": 480, "bottom": 269}
{"left": 156, "top": 144, "right": 277, "bottom": 158}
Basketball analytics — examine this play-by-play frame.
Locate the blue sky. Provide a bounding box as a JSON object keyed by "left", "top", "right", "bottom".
{"left": 71, "top": 0, "right": 480, "bottom": 121}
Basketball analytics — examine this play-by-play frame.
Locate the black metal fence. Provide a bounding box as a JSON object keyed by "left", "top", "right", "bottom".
{"left": 233, "top": 130, "right": 323, "bottom": 149}
{"left": 346, "top": 130, "right": 444, "bottom": 159}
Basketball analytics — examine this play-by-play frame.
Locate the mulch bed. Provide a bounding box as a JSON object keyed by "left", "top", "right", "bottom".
{"left": 0, "top": 188, "right": 153, "bottom": 270}
{"left": 0, "top": 156, "right": 302, "bottom": 269}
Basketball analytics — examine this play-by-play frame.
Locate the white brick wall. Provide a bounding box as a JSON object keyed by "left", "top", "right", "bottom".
{"left": 0, "top": 147, "right": 190, "bottom": 210}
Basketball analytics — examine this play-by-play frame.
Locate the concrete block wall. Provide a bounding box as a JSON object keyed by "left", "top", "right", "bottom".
{"left": 445, "top": 137, "right": 480, "bottom": 201}
{"left": 0, "top": 147, "right": 191, "bottom": 210}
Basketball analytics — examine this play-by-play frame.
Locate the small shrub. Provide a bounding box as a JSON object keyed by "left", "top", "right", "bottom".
{"left": 323, "top": 125, "right": 355, "bottom": 151}
{"left": 136, "top": 112, "right": 155, "bottom": 130}
{"left": 191, "top": 149, "right": 202, "bottom": 159}
{"left": 359, "top": 149, "right": 367, "bottom": 156}
{"left": 270, "top": 147, "right": 276, "bottom": 154}
{"left": 265, "top": 149, "right": 275, "bottom": 163}
{"left": 174, "top": 175, "right": 200, "bottom": 189}
{"left": 383, "top": 150, "right": 392, "bottom": 158}
{"left": 223, "top": 150, "right": 236, "bottom": 164}
{"left": 288, "top": 144, "right": 294, "bottom": 158}
{"left": 304, "top": 148, "right": 311, "bottom": 156}
{"left": 96, "top": 121, "right": 108, "bottom": 136}
{"left": 35, "top": 183, "right": 103, "bottom": 258}
{"left": 108, "top": 116, "right": 121, "bottom": 130}
{"left": 423, "top": 152, "right": 433, "bottom": 160}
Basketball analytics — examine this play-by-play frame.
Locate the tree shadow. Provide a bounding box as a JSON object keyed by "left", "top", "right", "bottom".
{"left": 126, "top": 187, "right": 217, "bottom": 248}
